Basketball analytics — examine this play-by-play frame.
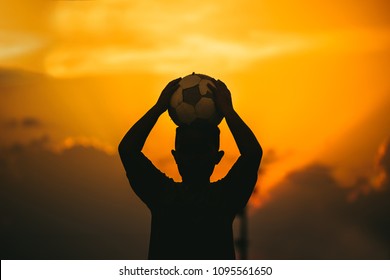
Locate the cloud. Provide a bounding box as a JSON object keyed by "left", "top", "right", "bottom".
{"left": 3, "top": 117, "right": 43, "bottom": 129}
{"left": 54, "top": 136, "right": 116, "bottom": 155}
{"left": 42, "top": 0, "right": 317, "bottom": 77}
{"left": 2, "top": 0, "right": 390, "bottom": 76}
{"left": 342, "top": 141, "right": 390, "bottom": 255}
{"left": 377, "top": 138, "right": 390, "bottom": 186}
{"left": 41, "top": 0, "right": 390, "bottom": 77}
{"left": 0, "top": 31, "right": 47, "bottom": 60}
{"left": 21, "top": 117, "right": 42, "bottom": 128}
{"left": 0, "top": 1, "right": 53, "bottom": 71}
{"left": 2, "top": 135, "right": 390, "bottom": 259}
{"left": 0, "top": 68, "right": 46, "bottom": 89}
{"left": 44, "top": 33, "right": 310, "bottom": 77}
{"left": 0, "top": 138, "right": 150, "bottom": 259}
{"left": 249, "top": 146, "right": 390, "bottom": 259}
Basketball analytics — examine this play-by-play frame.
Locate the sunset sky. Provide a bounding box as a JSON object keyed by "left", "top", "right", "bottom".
{"left": 1, "top": 0, "right": 389, "bottom": 259}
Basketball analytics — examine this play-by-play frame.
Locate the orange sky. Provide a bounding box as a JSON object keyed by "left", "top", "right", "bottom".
{"left": 1, "top": 0, "right": 390, "bottom": 198}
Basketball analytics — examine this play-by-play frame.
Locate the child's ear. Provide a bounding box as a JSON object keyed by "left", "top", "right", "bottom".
{"left": 215, "top": 150, "right": 224, "bottom": 164}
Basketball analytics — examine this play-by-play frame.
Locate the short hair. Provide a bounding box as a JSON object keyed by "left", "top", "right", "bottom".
{"left": 175, "top": 125, "right": 220, "bottom": 152}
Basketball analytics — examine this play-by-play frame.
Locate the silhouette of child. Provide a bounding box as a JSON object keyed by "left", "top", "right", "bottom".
{"left": 119, "top": 78, "right": 262, "bottom": 259}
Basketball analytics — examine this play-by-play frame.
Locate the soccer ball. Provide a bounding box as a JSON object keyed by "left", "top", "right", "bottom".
{"left": 168, "top": 73, "right": 223, "bottom": 126}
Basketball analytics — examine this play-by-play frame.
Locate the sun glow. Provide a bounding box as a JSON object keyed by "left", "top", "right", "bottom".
{"left": 1, "top": 0, "right": 389, "bottom": 199}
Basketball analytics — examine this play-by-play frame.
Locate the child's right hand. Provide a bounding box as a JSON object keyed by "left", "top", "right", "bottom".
{"left": 155, "top": 77, "right": 181, "bottom": 114}
{"left": 208, "top": 80, "right": 234, "bottom": 117}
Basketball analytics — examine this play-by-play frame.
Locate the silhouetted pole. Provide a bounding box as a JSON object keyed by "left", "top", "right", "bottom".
{"left": 235, "top": 207, "right": 248, "bottom": 259}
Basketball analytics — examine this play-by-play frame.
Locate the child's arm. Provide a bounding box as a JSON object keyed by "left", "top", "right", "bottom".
{"left": 208, "top": 80, "right": 262, "bottom": 211}
{"left": 118, "top": 78, "right": 180, "bottom": 205}
{"left": 118, "top": 78, "right": 181, "bottom": 160}
{"left": 209, "top": 80, "right": 262, "bottom": 160}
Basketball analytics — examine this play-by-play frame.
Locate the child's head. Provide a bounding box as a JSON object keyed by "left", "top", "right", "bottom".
{"left": 171, "top": 125, "right": 224, "bottom": 184}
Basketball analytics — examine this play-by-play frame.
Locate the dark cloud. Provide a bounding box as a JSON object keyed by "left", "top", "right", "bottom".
{"left": 379, "top": 138, "right": 390, "bottom": 181}
{"left": 249, "top": 149, "right": 390, "bottom": 259}
{"left": 0, "top": 68, "right": 47, "bottom": 91}
{"left": 348, "top": 139, "right": 390, "bottom": 246}
{"left": 3, "top": 117, "right": 43, "bottom": 129}
{"left": 2, "top": 136, "right": 390, "bottom": 259}
{"left": 0, "top": 140, "right": 150, "bottom": 259}
{"left": 21, "top": 117, "right": 42, "bottom": 128}
{"left": 2, "top": 119, "right": 18, "bottom": 129}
